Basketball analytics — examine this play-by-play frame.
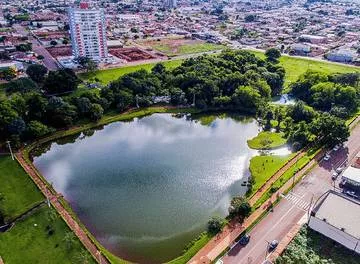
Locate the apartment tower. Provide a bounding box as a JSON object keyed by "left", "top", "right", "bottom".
{"left": 68, "top": 2, "right": 108, "bottom": 61}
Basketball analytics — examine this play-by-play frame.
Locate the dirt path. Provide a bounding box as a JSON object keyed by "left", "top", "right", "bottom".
{"left": 15, "top": 153, "right": 109, "bottom": 264}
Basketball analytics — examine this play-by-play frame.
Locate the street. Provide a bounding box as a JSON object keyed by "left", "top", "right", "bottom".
{"left": 222, "top": 120, "right": 360, "bottom": 264}
{"left": 13, "top": 24, "right": 59, "bottom": 71}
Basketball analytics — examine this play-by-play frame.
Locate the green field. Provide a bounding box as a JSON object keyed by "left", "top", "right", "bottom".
{"left": 276, "top": 226, "right": 360, "bottom": 264}
{"left": 249, "top": 154, "right": 296, "bottom": 195}
{"left": 247, "top": 131, "right": 287, "bottom": 150}
{"left": 80, "top": 49, "right": 360, "bottom": 89}
{"left": 0, "top": 155, "right": 44, "bottom": 221}
{"left": 0, "top": 206, "right": 95, "bottom": 264}
{"left": 80, "top": 59, "right": 183, "bottom": 84}
{"left": 153, "top": 42, "right": 226, "bottom": 56}
{"left": 249, "top": 50, "right": 360, "bottom": 88}
{"left": 0, "top": 155, "right": 95, "bottom": 264}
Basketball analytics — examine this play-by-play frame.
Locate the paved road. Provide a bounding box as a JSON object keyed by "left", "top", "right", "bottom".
{"left": 13, "top": 24, "right": 59, "bottom": 71}
{"left": 222, "top": 119, "right": 360, "bottom": 264}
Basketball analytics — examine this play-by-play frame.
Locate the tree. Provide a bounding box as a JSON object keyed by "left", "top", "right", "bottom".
{"left": 89, "top": 103, "right": 103, "bottom": 121}
{"left": 77, "top": 57, "right": 98, "bottom": 73}
{"left": 265, "top": 48, "right": 281, "bottom": 63}
{"left": 1, "top": 67, "right": 16, "bottom": 80}
{"left": 310, "top": 113, "right": 349, "bottom": 148}
{"left": 207, "top": 217, "right": 226, "bottom": 234}
{"left": 228, "top": 196, "right": 251, "bottom": 219}
{"left": 290, "top": 71, "right": 328, "bottom": 102}
{"left": 26, "top": 120, "right": 54, "bottom": 138}
{"left": 7, "top": 118, "right": 26, "bottom": 136}
{"left": 6, "top": 77, "right": 39, "bottom": 94}
{"left": 50, "top": 40, "right": 57, "bottom": 46}
{"left": 310, "top": 82, "right": 336, "bottom": 111}
{"left": 245, "top": 14, "right": 256, "bottom": 22}
{"left": 231, "top": 86, "right": 261, "bottom": 112}
{"left": 15, "top": 43, "right": 32, "bottom": 52}
{"left": 0, "top": 100, "right": 18, "bottom": 138}
{"left": 26, "top": 64, "right": 48, "bottom": 83}
{"left": 43, "top": 69, "right": 80, "bottom": 95}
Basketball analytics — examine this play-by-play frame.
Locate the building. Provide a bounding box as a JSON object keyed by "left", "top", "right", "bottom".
{"left": 68, "top": 2, "right": 108, "bottom": 62}
{"left": 299, "top": 35, "right": 327, "bottom": 44}
{"left": 341, "top": 166, "right": 360, "bottom": 189}
{"left": 308, "top": 190, "right": 360, "bottom": 254}
{"left": 164, "top": 0, "right": 177, "bottom": 9}
{"left": 326, "top": 49, "right": 357, "bottom": 63}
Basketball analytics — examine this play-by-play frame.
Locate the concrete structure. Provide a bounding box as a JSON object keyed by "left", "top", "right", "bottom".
{"left": 308, "top": 191, "right": 360, "bottom": 254}
{"left": 164, "top": 0, "right": 177, "bottom": 9}
{"left": 68, "top": 2, "right": 108, "bottom": 62}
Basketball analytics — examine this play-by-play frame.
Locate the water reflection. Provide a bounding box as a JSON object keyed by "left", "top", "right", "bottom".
{"left": 33, "top": 114, "right": 263, "bottom": 263}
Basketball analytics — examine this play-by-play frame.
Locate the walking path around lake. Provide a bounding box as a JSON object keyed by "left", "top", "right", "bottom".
{"left": 15, "top": 153, "right": 109, "bottom": 264}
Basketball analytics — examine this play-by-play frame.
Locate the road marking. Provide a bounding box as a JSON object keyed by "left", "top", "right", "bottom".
{"left": 285, "top": 193, "right": 310, "bottom": 211}
{"left": 235, "top": 204, "right": 296, "bottom": 263}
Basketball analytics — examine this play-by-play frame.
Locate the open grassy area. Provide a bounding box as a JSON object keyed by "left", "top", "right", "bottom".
{"left": 0, "top": 155, "right": 44, "bottom": 221}
{"left": 0, "top": 155, "right": 95, "bottom": 263}
{"left": 79, "top": 59, "right": 183, "bottom": 84}
{"left": 0, "top": 206, "right": 95, "bottom": 264}
{"left": 247, "top": 131, "right": 287, "bottom": 149}
{"left": 276, "top": 226, "right": 360, "bottom": 264}
{"left": 249, "top": 50, "right": 360, "bottom": 88}
{"left": 249, "top": 154, "right": 296, "bottom": 195}
{"left": 153, "top": 42, "right": 225, "bottom": 56}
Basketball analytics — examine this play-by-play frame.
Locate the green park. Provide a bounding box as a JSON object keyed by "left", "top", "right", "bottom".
{"left": 1, "top": 48, "right": 360, "bottom": 264}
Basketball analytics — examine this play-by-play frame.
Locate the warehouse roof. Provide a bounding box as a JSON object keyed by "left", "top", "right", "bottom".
{"left": 313, "top": 191, "right": 360, "bottom": 239}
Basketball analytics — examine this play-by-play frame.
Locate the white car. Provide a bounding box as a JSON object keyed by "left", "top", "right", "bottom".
{"left": 333, "top": 145, "right": 340, "bottom": 151}
{"left": 324, "top": 154, "right": 331, "bottom": 161}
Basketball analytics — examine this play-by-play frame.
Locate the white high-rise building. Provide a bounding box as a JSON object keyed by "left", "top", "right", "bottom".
{"left": 68, "top": 2, "right": 108, "bottom": 62}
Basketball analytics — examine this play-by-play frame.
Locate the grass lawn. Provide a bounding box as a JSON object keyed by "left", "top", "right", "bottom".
{"left": 0, "top": 206, "right": 95, "bottom": 264}
{"left": 276, "top": 226, "right": 360, "bottom": 264}
{"left": 0, "top": 82, "right": 7, "bottom": 99}
{"left": 247, "top": 131, "right": 287, "bottom": 150}
{"left": 0, "top": 155, "right": 44, "bottom": 221}
{"left": 79, "top": 59, "right": 183, "bottom": 84}
{"left": 249, "top": 154, "right": 296, "bottom": 195}
{"left": 0, "top": 155, "right": 96, "bottom": 264}
{"left": 154, "top": 42, "right": 225, "bottom": 56}
{"left": 248, "top": 50, "right": 360, "bottom": 88}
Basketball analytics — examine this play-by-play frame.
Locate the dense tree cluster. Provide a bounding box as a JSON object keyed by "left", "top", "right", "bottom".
{"left": 0, "top": 49, "right": 358, "bottom": 151}
{"left": 282, "top": 71, "right": 359, "bottom": 149}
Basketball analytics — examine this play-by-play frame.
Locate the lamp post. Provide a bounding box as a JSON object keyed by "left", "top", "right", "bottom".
{"left": 6, "top": 140, "right": 14, "bottom": 160}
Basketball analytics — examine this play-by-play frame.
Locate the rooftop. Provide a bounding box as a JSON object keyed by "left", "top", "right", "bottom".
{"left": 342, "top": 166, "right": 360, "bottom": 183}
{"left": 313, "top": 191, "right": 360, "bottom": 239}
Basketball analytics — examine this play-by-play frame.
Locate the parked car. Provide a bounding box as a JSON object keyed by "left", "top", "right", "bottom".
{"left": 344, "top": 190, "right": 359, "bottom": 199}
{"left": 336, "top": 167, "right": 344, "bottom": 174}
{"left": 324, "top": 153, "right": 331, "bottom": 161}
{"left": 333, "top": 144, "right": 340, "bottom": 151}
{"left": 239, "top": 234, "right": 251, "bottom": 245}
{"left": 268, "top": 240, "right": 279, "bottom": 251}
{"left": 332, "top": 172, "right": 338, "bottom": 181}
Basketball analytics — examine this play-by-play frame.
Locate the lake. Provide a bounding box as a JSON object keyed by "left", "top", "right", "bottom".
{"left": 33, "top": 113, "right": 262, "bottom": 263}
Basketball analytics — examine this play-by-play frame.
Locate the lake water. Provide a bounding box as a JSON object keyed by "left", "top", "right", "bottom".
{"left": 33, "top": 113, "right": 263, "bottom": 263}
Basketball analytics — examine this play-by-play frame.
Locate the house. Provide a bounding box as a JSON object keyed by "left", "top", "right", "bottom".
{"left": 308, "top": 190, "right": 360, "bottom": 254}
